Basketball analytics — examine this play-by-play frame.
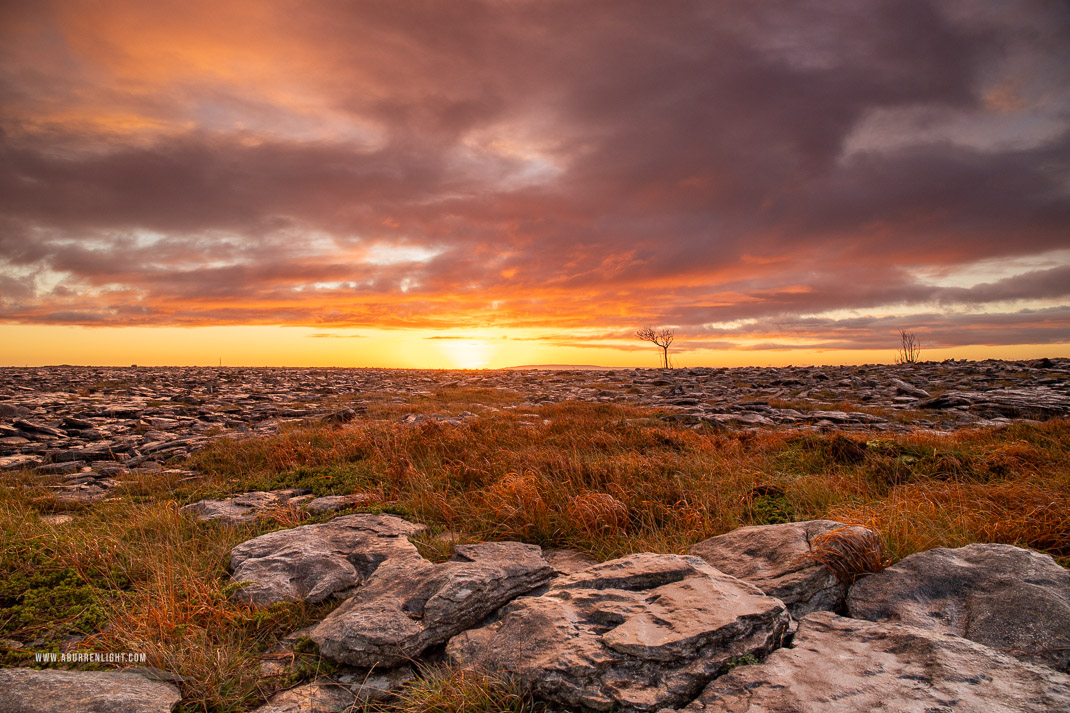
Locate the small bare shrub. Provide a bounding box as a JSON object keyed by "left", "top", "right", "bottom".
{"left": 895, "top": 329, "right": 921, "bottom": 364}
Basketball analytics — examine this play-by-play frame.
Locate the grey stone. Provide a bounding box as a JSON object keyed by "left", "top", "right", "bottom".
{"left": 181, "top": 489, "right": 310, "bottom": 525}
{"left": 0, "top": 668, "right": 182, "bottom": 713}
{"left": 252, "top": 667, "right": 413, "bottom": 713}
{"left": 669, "top": 611, "right": 1070, "bottom": 713}
{"left": 305, "top": 493, "right": 375, "bottom": 514}
{"left": 229, "top": 513, "right": 427, "bottom": 605}
{"left": 690, "top": 520, "right": 874, "bottom": 616}
{"left": 0, "top": 454, "right": 42, "bottom": 470}
{"left": 542, "top": 547, "right": 599, "bottom": 575}
{"left": 448, "top": 552, "right": 791, "bottom": 712}
{"left": 312, "top": 541, "right": 554, "bottom": 668}
{"left": 890, "top": 377, "right": 931, "bottom": 398}
{"left": 47, "top": 474, "right": 119, "bottom": 503}
{"left": 253, "top": 682, "right": 356, "bottom": 713}
{"left": 848, "top": 543, "right": 1070, "bottom": 672}
{"left": 13, "top": 419, "right": 67, "bottom": 437}
{"left": 0, "top": 402, "right": 29, "bottom": 418}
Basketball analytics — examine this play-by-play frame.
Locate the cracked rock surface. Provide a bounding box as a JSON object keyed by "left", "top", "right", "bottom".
{"left": 689, "top": 519, "right": 871, "bottom": 616}
{"left": 311, "top": 541, "right": 553, "bottom": 668}
{"left": 848, "top": 543, "right": 1070, "bottom": 672}
{"left": 0, "top": 669, "right": 182, "bottom": 713}
{"left": 228, "top": 513, "right": 426, "bottom": 605}
{"left": 667, "top": 611, "right": 1070, "bottom": 713}
{"left": 447, "top": 552, "right": 791, "bottom": 713}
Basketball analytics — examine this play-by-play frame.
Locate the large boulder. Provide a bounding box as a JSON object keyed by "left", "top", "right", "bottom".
{"left": 312, "top": 541, "right": 553, "bottom": 668}
{"left": 229, "top": 513, "right": 426, "bottom": 605}
{"left": 0, "top": 669, "right": 182, "bottom": 713}
{"left": 668, "top": 611, "right": 1070, "bottom": 713}
{"left": 447, "top": 552, "right": 791, "bottom": 712}
{"left": 689, "top": 520, "right": 875, "bottom": 616}
{"left": 848, "top": 543, "right": 1070, "bottom": 672}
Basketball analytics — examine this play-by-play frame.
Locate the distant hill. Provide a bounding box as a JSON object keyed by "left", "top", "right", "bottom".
{"left": 501, "top": 364, "right": 635, "bottom": 371}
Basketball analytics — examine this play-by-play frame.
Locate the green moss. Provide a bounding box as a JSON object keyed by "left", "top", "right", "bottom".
{"left": 722, "top": 653, "right": 760, "bottom": 671}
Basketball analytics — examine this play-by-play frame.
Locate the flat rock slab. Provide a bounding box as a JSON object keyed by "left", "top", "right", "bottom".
{"left": 448, "top": 552, "right": 791, "bottom": 712}
{"left": 229, "top": 513, "right": 427, "bottom": 605}
{"left": 182, "top": 489, "right": 311, "bottom": 525}
{"left": 669, "top": 611, "right": 1070, "bottom": 713}
{"left": 542, "top": 548, "right": 599, "bottom": 575}
{"left": 252, "top": 667, "right": 414, "bottom": 713}
{"left": 0, "top": 454, "right": 43, "bottom": 470}
{"left": 848, "top": 543, "right": 1070, "bottom": 672}
{"left": 253, "top": 683, "right": 353, "bottom": 713}
{"left": 690, "top": 520, "right": 871, "bottom": 616}
{"left": 305, "top": 493, "right": 375, "bottom": 515}
{"left": 48, "top": 472, "right": 119, "bottom": 503}
{"left": 312, "top": 541, "right": 554, "bottom": 668}
{"left": 0, "top": 668, "right": 182, "bottom": 713}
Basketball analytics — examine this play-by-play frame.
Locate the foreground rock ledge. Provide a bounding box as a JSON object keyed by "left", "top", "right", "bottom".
{"left": 689, "top": 519, "right": 873, "bottom": 616}
{"left": 0, "top": 668, "right": 182, "bottom": 713}
{"left": 229, "top": 513, "right": 426, "bottom": 605}
{"left": 448, "top": 552, "right": 791, "bottom": 713}
{"left": 666, "top": 611, "right": 1070, "bottom": 713}
{"left": 312, "top": 541, "right": 554, "bottom": 667}
{"left": 848, "top": 543, "right": 1070, "bottom": 672}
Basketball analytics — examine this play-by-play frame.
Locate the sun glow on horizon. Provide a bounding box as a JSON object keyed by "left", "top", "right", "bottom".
{"left": 435, "top": 339, "right": 497, "bottom": 369}
{"left": 0, "top": 324, "right": 1065, "bottom": 370}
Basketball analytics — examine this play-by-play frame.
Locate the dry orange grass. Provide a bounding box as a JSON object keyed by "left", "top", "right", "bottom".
{"left": 0, "top": 496, "right": 321, "bottom": 711}
{"left": 6, "top": 399, "right": 1069, "bottom": 712}
{"left": 800, "top": 526, "right": 889, "bottom": 588}
{"left": 184, "top": 405, "right": 1070, "bottom": 564}
{"left": 569, "top": 491, "right": 629, "bottom": 538}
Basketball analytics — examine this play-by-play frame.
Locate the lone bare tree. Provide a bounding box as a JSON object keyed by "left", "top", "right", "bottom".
{"left": 636, "top": 326, "right": 674, "bottom": 368}
{"left": 895, "top": 329, "right": 921, "bottom": 364}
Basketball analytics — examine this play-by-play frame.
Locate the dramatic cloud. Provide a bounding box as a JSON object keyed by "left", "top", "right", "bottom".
{"left": 1, "top": 0, "right": 1068, "bottom": 361}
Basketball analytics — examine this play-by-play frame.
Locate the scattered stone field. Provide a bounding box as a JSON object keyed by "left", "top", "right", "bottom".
{"left": 2, "top": 359, "right": 1068, "bottom": 505}
{"left": 3, "top": 359, "right": 1069, "bottom": 473}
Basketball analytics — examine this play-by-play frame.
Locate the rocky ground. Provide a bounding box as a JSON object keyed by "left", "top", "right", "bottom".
{"left": 2, "top": 359, "right": 1070, "bottom": 712}
{"left": 2, "top": 515, "right": 1069, "bottom": 712}
{"left": 3, "top": 359, "right": 1069, "bottom": 473}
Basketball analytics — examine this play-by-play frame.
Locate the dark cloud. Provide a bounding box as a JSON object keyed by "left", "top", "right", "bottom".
{"left": 0, "top": 0, "right": 1067, "bottom": 354}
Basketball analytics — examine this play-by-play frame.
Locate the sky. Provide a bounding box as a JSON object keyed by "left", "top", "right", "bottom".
{"left": 1, "top": 0, "right": 1069, "bottom": 369}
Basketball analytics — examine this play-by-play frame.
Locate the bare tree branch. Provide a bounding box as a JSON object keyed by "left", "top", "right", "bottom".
{"left": 895, "top": 329, "right": 921, "bottom": 364}
{"left": 636, "top": 326, "right": 675, "bottom": 368}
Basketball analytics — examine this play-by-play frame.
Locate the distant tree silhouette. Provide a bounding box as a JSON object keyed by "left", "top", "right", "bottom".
{"left": 895, "top": 329, "right": 921, "bottom": 364}
{"left": 636, "top": 326, "right": 674, "bottom": 368}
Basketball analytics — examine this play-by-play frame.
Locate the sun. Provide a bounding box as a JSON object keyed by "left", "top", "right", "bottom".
{"left": 438, "top": 339, "right": 495, "bottom": 369}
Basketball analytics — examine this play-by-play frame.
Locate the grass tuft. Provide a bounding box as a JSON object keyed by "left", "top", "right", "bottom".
{"left": 801, "top": 525, "right": 889, "bottom": 589}
{"left": 375, "top": 665, "right": 541, "bottom": 713}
